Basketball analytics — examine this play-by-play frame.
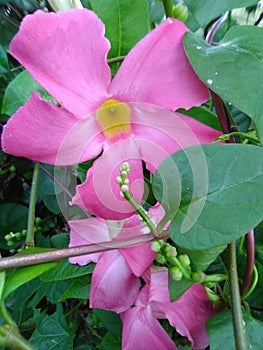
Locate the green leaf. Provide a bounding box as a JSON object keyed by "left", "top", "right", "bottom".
{"left": 153, "top": 144, "right": 263, "bottom": 250}
{"left": 183, "top": 27, "right": 263, "bottom": 142}
{"left": 177, "top": 107, "right": 221, "bottom": 131}
{"left": 0, "top": 45, "right": 9, "bottom": 74}
{"left": 59, "top": 277, "right": 90, "bottom": 301}
{"left": 0, "top": 203, "right": 28, "bottom": 234}
{"left": 89, "top": 0, "right": 149, "bottom": 59}
{"left": 40, "top": 259, "right": 94, "bottom": 282}
{"left": 28, "top": 280, "right": 70, "bottom": 306}
{"left": 0, "top": 271, "right": 5, "bottom": 302}
{"left": 3, "top": 261, "right": 58, "bottom": 299}
{"left": 1, "top": 70, "right": 51, "bottom": 115}
{"left": 93, "top": 309, "right": 122, "bottom": 336}
{"left": 208, "top": 310, "right": 263, "bottom": 350}
{"left": 97, "top": 332, "right": 121, "bottom": 350}
{"left": 169, "top": 278, "right": 193, "bottom": 301}
{"left": 184, "top": 0, "right": 258, "bottom": 27}
{"left": 30, "top": 305, "right": 74, "bottom": 350}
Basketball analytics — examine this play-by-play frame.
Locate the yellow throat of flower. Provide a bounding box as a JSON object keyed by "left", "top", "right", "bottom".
{"left": 96, "top": 99, "right": 131, "bottom": 138}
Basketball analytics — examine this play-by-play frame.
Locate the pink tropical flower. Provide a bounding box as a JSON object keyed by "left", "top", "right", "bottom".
{"left": 69, "top": 210, "right": 156, "bottom": 313}
{"left": 121, "top": 267, "right": 216, "bottom": 350}
{"left": 2, "top": 9, "right": 220, "bottom": 219}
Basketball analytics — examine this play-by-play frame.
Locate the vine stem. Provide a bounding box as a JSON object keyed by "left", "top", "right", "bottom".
{"left": 26, "top": 162, "right": 40, "bottom": 247}
{"left": 206, "top": 13, "right": 249, "bottom": 349}
{"left": 0, "top": 326, "right": 33, "bottom": 350}
{"left": 123, "top": 192, "right": 158, "bottom": 235}
{"left": 240, "top": 230, "right": 255, "bottom": 296}
{"left": 0, "top": 233, "right": 154, "bottom": 270}
{"left": 162, "top": 0, "right": 173, "bottom": 18}
{"left": 228, "top": 242, "right": 248, "bottom": 350}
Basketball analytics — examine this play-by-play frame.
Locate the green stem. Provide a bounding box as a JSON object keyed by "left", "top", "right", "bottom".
{"left": 123, "top": 192, "right": 158, "bottom": 235}
{"left": 26, "top": 162, "right": 40, "bottom": 247}
{"left": 228, "top": 241, "right": 248, "bottom": 350}
{"left": 0, "top": 325, "right": 33, "bottom": 350}
{"left": 217, "top": 132, "right": 259, "bottom": 144}
{"left": 241, "top": 265, "right": 258, "bottom": 300}
{"left": 107, "top": 56, "right": 126, "bottom": 64}
{"left": 173, "top": 257, "right": 191, "bottom": 280}
{"left": 0, "top": 302, "right": 16, "bottom": 327}
{"left": 162, "top": 0, "right": 174, "bottom": 18}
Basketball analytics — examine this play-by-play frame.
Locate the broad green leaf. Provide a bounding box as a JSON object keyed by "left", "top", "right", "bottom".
{"left": 148, "top": 0, "right": 165, "bottom": 24}
{"left": 97, "top": 332, "right": 121, "bottom": 350}
{"left": 40, "top": 259, "right": 94, "bottom": 282}
{"left": 1, "top": 70, "right": 51, "bottom": 115}
{"left": 59, "top": 277, "right": 90, "bottom": 301}
{"left": 184, "top": 0, "right": 258, "bottom": 27}
{"left": 208, "top": 310, "right": 263, "bottom": 350}
{"left": 169, "top": 278, "right": 193, "bottom": 301}
{"left": 28, "top": 280, "right": 70, "bottom": 306}
{"left": 0, "top": 203, "right": 28, "bottom": 234}
{"left": 178, "top": 107, "right": 221, "bottom": 131}
{"left": 183, "top": 26, "right": 263, "bottom": 142}
{"left": 89, "top": 0, "right": 149, "bottom": 59}
{"left": 30, "top": 305, "right": 74, "bottom": 349}
{"left": 94, "top": 309, "right": 122, "bottom": 336}
{"left": 153, "top": 144, "right": 263, "bottom": 250}
{"left": 3, "top": 261, "right": 58, "bottom": 299}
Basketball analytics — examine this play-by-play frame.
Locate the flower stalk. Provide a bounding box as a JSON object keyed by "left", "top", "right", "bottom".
{"left": 26, "top": 162, "right": 40, "bottom": 247}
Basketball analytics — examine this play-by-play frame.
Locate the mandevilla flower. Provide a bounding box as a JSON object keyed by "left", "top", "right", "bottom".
{"left": 121, "top": 267, "right": 216, "bottom": 350}
{"left": 69, "top": 206, "right": 161, "bottom": 312}
{"left": 1, "top": 9, "right": 220, "bottom": 219}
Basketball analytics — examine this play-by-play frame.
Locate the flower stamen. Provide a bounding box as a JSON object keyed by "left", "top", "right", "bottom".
{"left": 96, "top": 99, "right": 131, "bottom": 138}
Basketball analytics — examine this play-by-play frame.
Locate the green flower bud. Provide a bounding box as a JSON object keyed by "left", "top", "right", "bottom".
{"left": 164, "top": 244, "right": 177, "bottom": 258}
{"left": 178, "top": 254, "right": 191, "bottom": 267}
{"left": 151, "top": 241, "right": 162, "bottom": 253}
{"left": 4, "top": 234, "right": 12, "bottom": 241}
{"left": 191, "top": 271, "right": 206, "bottom": 283}
{"left": 170, "top": 266, "right": 183, "bottom": 281}
{"left": 156, "top": 252, "right": 166, "bottom": 265}
{"left": 173, "top": 4, "right": 188, "bottom": 22}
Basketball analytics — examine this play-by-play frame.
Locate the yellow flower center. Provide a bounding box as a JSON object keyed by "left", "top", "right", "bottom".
{"left": 96, "top": 99, "right": 131, "bottom": 138}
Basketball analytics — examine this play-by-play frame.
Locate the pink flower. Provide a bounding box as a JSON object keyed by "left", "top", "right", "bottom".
{"left": 2, "top": 9, "right": 220, "bottom": 219}
{"left": 121, "top": 267, "right": 216, "bottom": 350}
{"left": 69, "top": 210, "right": 156, "bottom": 313}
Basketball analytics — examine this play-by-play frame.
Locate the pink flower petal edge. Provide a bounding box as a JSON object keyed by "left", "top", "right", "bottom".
{"left": 9, "top": 9, "right": 111, "bottom": 118}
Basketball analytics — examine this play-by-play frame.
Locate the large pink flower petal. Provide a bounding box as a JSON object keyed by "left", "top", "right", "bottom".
{"left": 131, "top": 104, "right": 221, "bottom": 172}
{"left": 72, "top": 138, "right": 144, "bottom": 219}
{"left": 90, "top": 250, "right": 140, "bottom": 313}
{"left": 149, "top": 267, "right": 171, "bottom": 318}
{"left": 166, "top": 284, "right": 216, "bottom": 349}
{"left": 69, "top": 218, "right": 110, "bottom": 265}
{"left": 120, "top": 242, "right": 155, "bottom": 277}
{"left": 2, "top": 94, "right": 103, "bottom": 165}
{"left": 116, "top": 215, "right": 156, "bottom": 277}
{"left": 110, "top": 19, "right": 209, "bottom": 111}
{"left": 10, "top": 9, "right": 111, "bottom": 118}
{"left": 121, "top": 305, "right": 177, "bottom": 350}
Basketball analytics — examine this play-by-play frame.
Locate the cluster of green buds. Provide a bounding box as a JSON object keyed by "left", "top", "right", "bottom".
{"left": 151, "top": 240, "right": 228, "bottom": 289}
{"left": 116, "top": 162, "right": 131, "bottom": 198}
{"left": 4, "top": 217, "right": 44, "bottom": 247}
{"left": 151, "top": 240, "right": 192, "bottom": 281}
{"left": 4, "top": 230, "right": 26, "bottom": 247}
